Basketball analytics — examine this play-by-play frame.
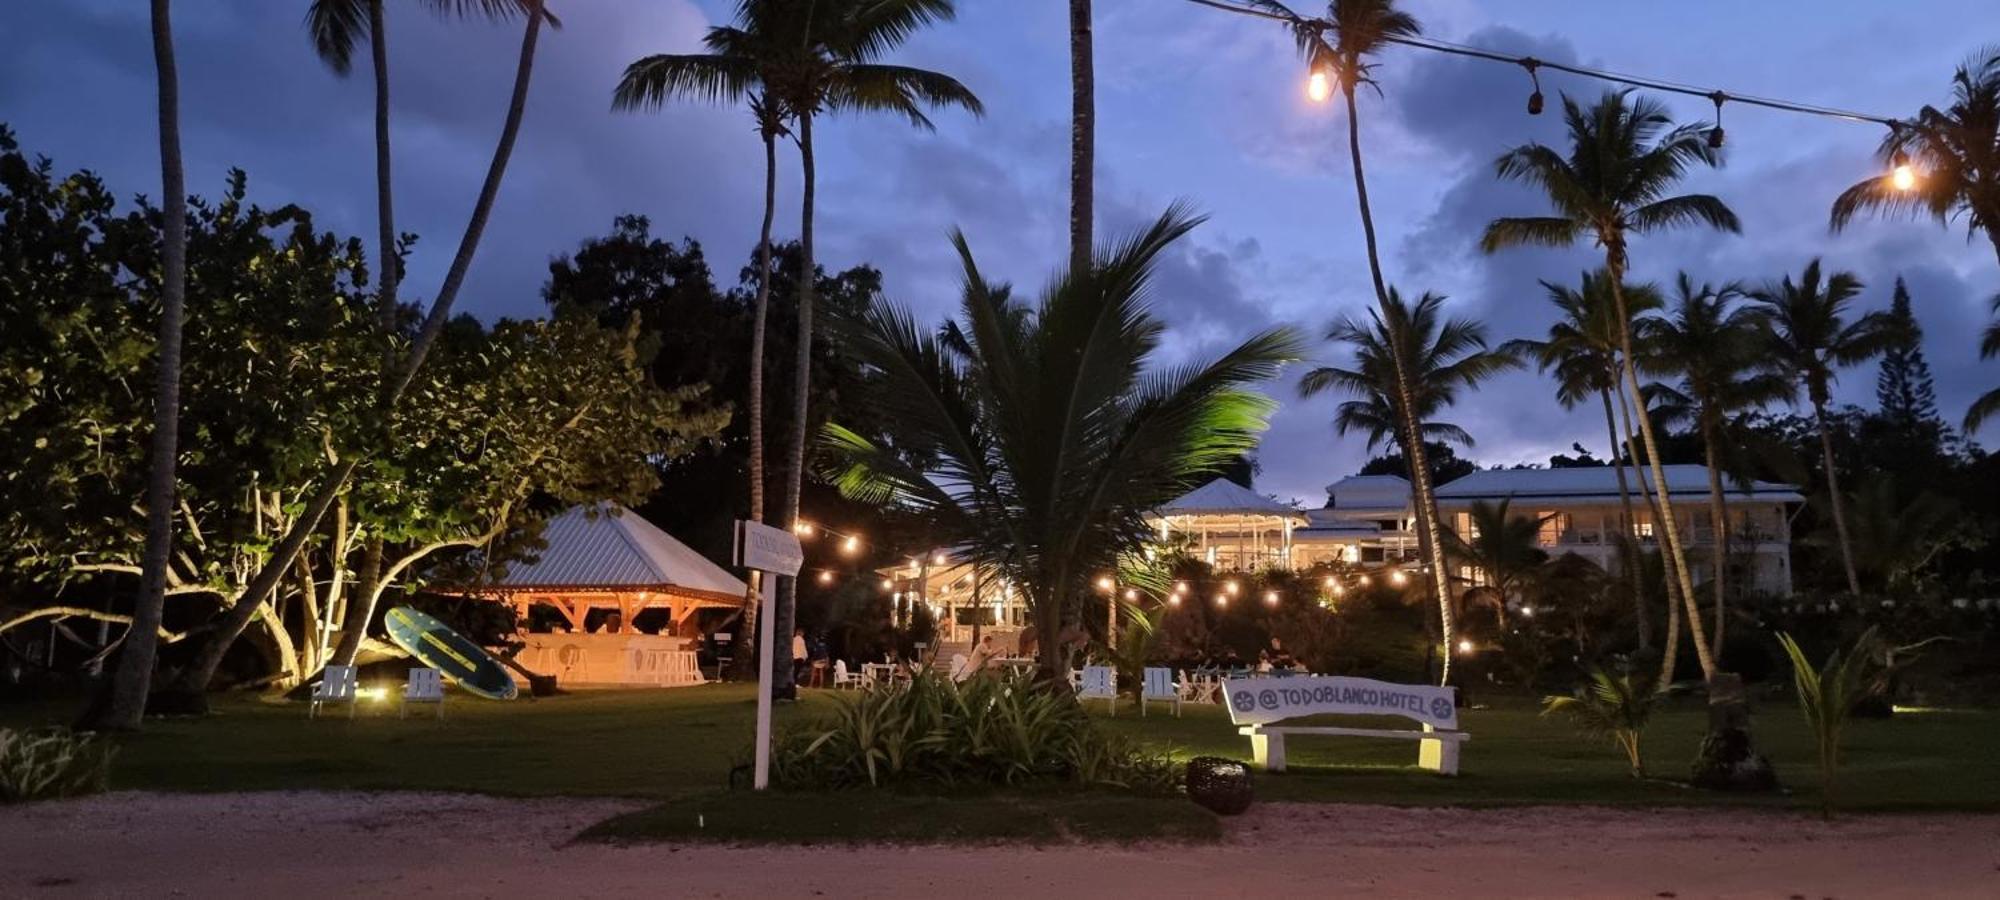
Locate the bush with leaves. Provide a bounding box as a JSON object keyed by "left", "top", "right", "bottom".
{"left": 771, "top": 671, "right": 1178, "bottom": 794}
{"left": 0, "top": 727, "right": 114, "bottom": 803}
{"left": 1542, "top": 667, "right": 1657, "bottom": 778}
{"left": 1777, "top": 627, "right": 1883, "bottom": 817}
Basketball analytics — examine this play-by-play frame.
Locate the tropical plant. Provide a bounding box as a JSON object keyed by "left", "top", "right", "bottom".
{"left": 1831, "top": 48, "right": 2000, "bottom": 269}
{"left": 177, "top": 0, "right": 557, "bottom": 695}
{"left": 306, "top": 0, "right": 556, "bottom": 672}
{"left": 1826, "top": 476, "right": 1968, "bottom": 594}
{"left": 1100, "top": 606, "right": 1165, "bottom": 696}
{"left": 1971, "top": 294, "right": 2000, "bottom": 431}
{"left": 1522, "top": 271, "right": 1665, "bottom": 650}
{"left": 822, "top": 206, "right": 1302, "bottom": 679}
{"left": 1643, "top": 273, "right": 1788, "bottom": 654}
{"left": 1253, "top": 0, "right": 1458, "bottom": 686}
{"left": 0, "top": 728, "right": 115, "bottom": 803}
{"left": 771, "top": 670, "right": 1178, "bottom": 793}
{"left": 1299, "top": 288, "right": 1522, "bottom": 670}
{"left": 1542, "top": 668, "right": 1657, "bottom": 778}
{"left": 1440, "top": 498, "right": 1551, "bottom": 628}
{"left": 613, "top": 0, "right": 798, "bottom": 679}
{"left": 95, "top": 0, "right": 191, "bottom": 732}
{"left": 1776, "top": 628, "right": 1883, "bottom": 817}
{"left": 1749, "top": 260, "right": 1893, "bottom": 597}
{"left": 766, "top": 0, "right": 983, "bottom": 698}
{"left": 1483, "top": 89, "right": 1741, "bottom": 684}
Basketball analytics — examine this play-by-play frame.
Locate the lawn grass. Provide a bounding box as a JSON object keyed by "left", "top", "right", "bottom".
{"left": 5, "top": 683, "right": 1996, "bottom": 843}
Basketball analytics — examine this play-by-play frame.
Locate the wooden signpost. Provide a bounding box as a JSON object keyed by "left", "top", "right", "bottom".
{"left": 733, "top": 519, "right": 804, "bottom": 790}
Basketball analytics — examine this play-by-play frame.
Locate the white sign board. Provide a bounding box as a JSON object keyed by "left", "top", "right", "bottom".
{"left": 1223, "top": 675, "right": 1458, "bottom": 730}
{"left": 734, "top": 520, "right": 804, "bottom": 576}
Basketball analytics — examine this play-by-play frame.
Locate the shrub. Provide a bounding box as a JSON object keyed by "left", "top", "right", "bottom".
{"left": 0, "top": 727, "right": 115, "bottom": 803}
{"left": 772, "top": 671, "right": 1179, "bottom": 795}
{"left": 1541, "top": 668, "right": 1656, "bottom": 777}
{"left": 1777, "top": 627, "right": 1883, "bottom": 818}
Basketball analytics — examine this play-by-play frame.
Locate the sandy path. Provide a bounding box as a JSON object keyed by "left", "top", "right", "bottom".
{"left": 3, "top": 792, "right": 1997, "bottom": 898}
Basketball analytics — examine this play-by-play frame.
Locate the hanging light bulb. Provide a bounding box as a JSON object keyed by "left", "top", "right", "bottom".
{"left": 1358, "top": 574, "right": 1371, "bottom": 586}
{"left": 842, "top": 535, "right": 860, "bottom": 555}
{"left": 1391, "top": 570, "right": 1408, "bottom": 586}
{"left": 1523, "top": 59, "right": 1544, "bottom": 115}
{"left": 1890, "top": 147, "right": 1917, "bottom": 191}
{"left": 879, "top": 578, "right": 893, "bottom": 590}
{"left": 1215, "top": 594, "right": 1229, "bottom": 608}
{"left": 1124, "top": 589, "right": 1138, "bottom": 601}
{"left": 1322, "top": 576, "right": 1336, "bottom": 589}
{"left": 817, "top": 571, "right": 834, "bottom": 585}
{"left": 1225, "top": 580, "right": 1240, "bottom": 595}
{"left": 1306, "top": 66, "right": 1333, "bottom": 103}
{"left": 1168, "top": 593, "right": 1182, "bottom": 607}
{"left": 793, "top": 521, "right": 815, "bottom": 537}
{"left": 1096, "top": 575, "right": 1115, "bottom": 592}
{"left": 1264, "top": 590, "right": 1279, "bottom": 606}
{"left": 1174, "top": 580, "right": 1189, "bottom": 595}
{"left": 1706, "top": 92, "right": 1727, "bottom": 149}
{"left": 1457, "top": 639, "right": 1474, "bottom": 654}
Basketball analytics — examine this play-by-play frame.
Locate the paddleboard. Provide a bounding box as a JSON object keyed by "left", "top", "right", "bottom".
{"left": 384, "top": 606, "right": 518, "bottom": 700}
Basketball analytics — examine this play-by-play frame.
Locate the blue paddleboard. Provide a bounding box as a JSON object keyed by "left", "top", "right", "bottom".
{"left": 384, "top": 606, "right": 518, "bottom": 700}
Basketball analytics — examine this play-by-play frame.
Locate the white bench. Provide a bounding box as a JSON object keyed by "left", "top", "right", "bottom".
{"left": 1224, "top": 675, "right": 1469, "bottom": 775}
{"left": 1238, "top": 722, "right": 1468, "bottom": 774}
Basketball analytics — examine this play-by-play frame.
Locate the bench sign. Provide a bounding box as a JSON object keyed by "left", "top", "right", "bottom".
{"left": 734, "top": 519, "right": 804, "bottom": 577}
{"left": 1223, "top": 675, "right": 1457, "bottom": 730}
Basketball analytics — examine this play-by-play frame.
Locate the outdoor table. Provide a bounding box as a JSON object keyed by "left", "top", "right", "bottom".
{"left": 862, "top": 663, "right": 895, "bottom": 686}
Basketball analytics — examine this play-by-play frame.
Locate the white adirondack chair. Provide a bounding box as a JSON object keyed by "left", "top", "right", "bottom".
{"left": 1077, "top": 665, "right": 1118, "bottom": 715}
{"left": 832, "top": 660, "right": 864, "bottom": 690}
{"left": 401, "top": 666, "right": 445, "bottom": 719}
{"left": 1141, "top": 667, "right": 1181, "bottom": 717}
{"left": 310, "top": 664, "right": 358, "bottom": 719}
{"left": 948, "top": 653, "right": 970, "bottom": 682}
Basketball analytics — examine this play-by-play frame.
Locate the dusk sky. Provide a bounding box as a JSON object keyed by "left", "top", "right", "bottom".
{"left": 6, "top": 0, "right": 1997, "bottom": 507}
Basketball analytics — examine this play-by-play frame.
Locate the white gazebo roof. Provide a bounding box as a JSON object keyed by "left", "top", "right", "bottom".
{"left": 1158, "top": 478, "right": 1306, "bottom": 523}
{"left": 487, "top": 503, "right": 748, "bottom": 605}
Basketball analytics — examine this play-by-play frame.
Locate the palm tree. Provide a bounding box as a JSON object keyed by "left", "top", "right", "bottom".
{"left": 1968, "top": 295, "right": 2000, "bottom": 431}
{"left": 1827, "top": 476, "right": 1964, "bottom": 594}
{"left": 1250, "top": 1, "right": 1457, "bottom": 684}
{"left": 177, "top": 0, "right": 555, "bottom": 694}
{"left": 93, "top": 0, "right": 189, "bottom": 731}
{"left": 1441, "top": 498, "right": 1551, "bottom": 629}
{"left": 766, "top": 0, "right": 982, "bottom": 697}
{"left": 1749, "top": 260, "right": 1893, "bottom": 598}
{"left": 1069, "top": 0, "right": 1093, "bottom": 275}
{"left": 821, "top": 207, "right": 1304, "bottom": 680}
{"left": 1642, "top": 274, "right": 1787, "bottom": 655}
{"left": 1522, "top": 271, "right": 1664, "bottom": 650}
{"left": 1299, "top": 289, "right": 1523, "bottom": 674}
{"left": 1482, "top": 90, "right": 1741, "bottom": 682}
{"left": 1831, "top": 49, "right": 2000, "bottom": 269}
{"left": 613, "top": 1, "right": 797, "bottom": 679}
{"left": 306, "top": 0, "right": 550, "bottom": 671}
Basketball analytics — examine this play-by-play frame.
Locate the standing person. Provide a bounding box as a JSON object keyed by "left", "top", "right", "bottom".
{"left": 791, "top": 630, "right": 808, "bottom": 688}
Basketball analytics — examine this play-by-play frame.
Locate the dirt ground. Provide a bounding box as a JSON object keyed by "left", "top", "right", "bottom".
{"left": 4, "top": 791, "right": 1998, "bottom": 898}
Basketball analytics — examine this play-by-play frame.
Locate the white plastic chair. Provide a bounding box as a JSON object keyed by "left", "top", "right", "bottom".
{"left": 401, "top": 666, "right": 445, "bottom": 719}
{"left": 310, "top": 664, "right": 358, "bottom": 719}
{"left": 832, "top": 659, "right": 857, "bottom": 689}
{"left": 1077, "top": 665, "right": 1118, "bottom": 715}
{"left": 947, "top": 653, "right": 970, "bottom": 682}
{"left": 1141, "top": 667, "right": 1181, "bottom": 717}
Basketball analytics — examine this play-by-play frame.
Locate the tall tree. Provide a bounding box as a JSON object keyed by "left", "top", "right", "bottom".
{"left": 1832, "top": 49, "right": 2000, "bottom": 269}
{"left": 1299, "top": 289, "right": 1523, "bottom": 673}
{"left": 766, "top": 0, "right": 981, "bottom": 698}
{"left": 822, "top": 207, "right": 1304, "bottom": 680}
{"left": 1750, "top": 260, "right": 1892, "bottom": 598}
{"left": 1254, "top": 0, "right": 1457, "bottom": 683}
{"left": 1875, "top": 278, "right": 1940, "bottom": 428}
{"left": 1440, "top": 498, "right": 1551, "bottom": 629}
{"left": 614, "top": 1, "right": 797, "bottom": 680}
{"left": 176, "top": 0, "right": 554, "bottom": 695}
{"left": 91, "top": 0, "right": 189, "bottom": 731}
{"left": 1522, "top": 271, "right": 1664, "bottom": 650}
{"left": 1068, "top": 0, "right": 1093, "bottom": 275}
{"left": 1644, "top": 274, "right": 1787, "bottom": 653}
{"left": 306, "top": 0, "right": 548, "bottom": 671}
{"left": 1482, "top": 90, "right": 1741, "bottom": 683}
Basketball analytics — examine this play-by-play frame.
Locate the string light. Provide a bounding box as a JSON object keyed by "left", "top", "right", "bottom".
{"left": 1169, "top": 593, "right": 1183, "bottom": 606}
{"left": 1390, "top": 570, "right": 1407, "bottom": 586}
{"left": 1306, "top": 66, "right": 1333, "bottom": 103}
{"left": 1358, "top": 574, "right": 1371, "bottom": 586}
{"left": 879, "top": 578, "right": 893, "bottom": 590}
{"left": 1124, "top": 588, "right": 1139, "bottom": 600}
{"left": 793, "top": 522, "right": 814, "bottom": 536}
{"left": 932, "top": 552, "right": 948, "bottom": 565}
{"left": 1225, "top": 580, "right": 1240, "bottom": 595}
{"left": 1264, "top": 590, "right": 1280, "bottom": 606}
{"left": 1215, "top": 594, "right": 1229, "bottom": 608}
{"left": 1707, "top": 91, "right": 1727, "bottom": 149}
{"left": 1321, "top": 576, "right": 1336, "bottom": 589}
{"left": 1523, "top": 58, "right": 1544, "bottom": 115}
{"left": 1096, "top": 575, "right": 1115, "bottom": 592}
{"left": 817, "top": 571, "right": 834, "bottom": 585}
{"left": 1457, "top": 639, "right": 1474, "bottom": 654}
{"left": 1174, "top": 580, "right": 1189, "bottom": 595}
{"left": 842, "top": 535, "right": 859, "bottom": 555}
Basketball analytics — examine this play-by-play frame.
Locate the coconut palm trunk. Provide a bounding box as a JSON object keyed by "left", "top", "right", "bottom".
{"left": 1599, "top": 383, "right": 1650, "bottom": 650}
{"left": 772, "top": 108, "right": 818, "bottom": 699}
{"left": 1617, "top": 379, "right": 1683, "bottom": 687}
{"left": 93, "top": 0, "right": 188, "bottom": 731}
{"left": 731, "top": 118, "right": 781, "bottom": 682}
{"left": 1701, "top": 422, "right": 1732, "bottom": 653}
{"left": 1606, "top": 252, "right": 1715, "bottom": 679}
{"left": 177, "top": 1, "right": 548, "bottom": 693}
{"left": 1068, "top": 0, "right": 1092, "bottom": 275}
{"left": 1339, "top": 78, "right": 1454, "bottom": 684}
{"left": 1814, "top": 402, "right": 1863, "bottom": 596}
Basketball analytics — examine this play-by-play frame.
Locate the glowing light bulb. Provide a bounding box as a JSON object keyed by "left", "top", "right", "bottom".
{"left": 1391, "top": 570, "right": 1407, "bottom": 586}
{"left": 1124, "top": 589, "right": 1138, "bottom": 600}
{"left": 1264, "top": 591, "right": 1279, "bottom": 606}
{"left": 817, "top": 571, "right": 834, "bottom": 585}
{"left": 1358, "top": 575, "right": 1371, "bottom": 586}
{"left": 1306, "top": 69, "right": 1332, "bottom": 103}
{"left": 1891, "top": 163, "right": 1916, "bottom": 191}
{"left": 1215, "top": 594, "right": 1228, "bottom": 608}
{"left": 1174, "top": 581, "right": 1189, "bottom": 595}
{"left": 842, "top": 535, "right": 859, "bottom": 554}
{"left": 794, "top": 522, "right": 814, "bottom": 536}
{"left": 1168, "top": 594, "right": 1182, "bottom": 606}
{"left": 933, "top": 553, "right": 947, "bottom": 565}
{"left": 1096, "top": 576, "right": 1115, "bottom": 592}
{"left": 1225, "top": 580, "right": 1240, "bottom": 595}
{"left": 1457, "top": 639, "right": 1474, "bottom": 654}
{"left": 880, "top": 578, "right": 893, "bottom": 590}
{"left": 1322, "top": 577, "right": 1335, "bottom": 589}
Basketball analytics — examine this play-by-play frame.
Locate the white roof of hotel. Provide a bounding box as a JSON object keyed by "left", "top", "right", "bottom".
{"left": 1322, "top": 474, "right": 1413, "bottom": 516}
{"left": 1433, "top": 464, "right": 1803, "bottom": 505}
{"left": 1159, "top": 478, "right": 1304, "bottom": 520}
{"left": 488, "top": 503, "right": 748, "bottom": 603}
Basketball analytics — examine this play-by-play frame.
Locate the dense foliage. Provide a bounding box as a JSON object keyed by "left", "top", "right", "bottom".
{"left": 0, "top": 727, "right": 114, "bottom": 803}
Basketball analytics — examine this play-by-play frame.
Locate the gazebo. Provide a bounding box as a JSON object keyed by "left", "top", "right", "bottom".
{"left": 1153, "top": 478, "right": 1309, "bottom": 572}
{"left": 472, "top": 503, "right": 748, "bottom": 687}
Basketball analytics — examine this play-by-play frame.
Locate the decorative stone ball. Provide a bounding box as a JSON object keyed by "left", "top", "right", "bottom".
{"left": 1185, "top": 756, "right": 1254, "bottom": 815}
